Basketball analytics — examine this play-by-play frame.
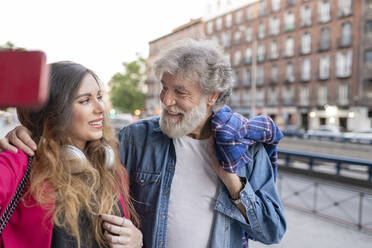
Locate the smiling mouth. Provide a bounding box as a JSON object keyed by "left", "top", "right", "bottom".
{"left": 88, "top": 119, "right": 103, "bottom": 128}
{"left": 166, "top": 110, "right": 183, "bottom": 118}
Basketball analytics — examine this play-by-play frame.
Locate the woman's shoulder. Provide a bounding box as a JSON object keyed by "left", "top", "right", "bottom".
{"left": 0, "top": 149, "right": 29, "bottom": 165}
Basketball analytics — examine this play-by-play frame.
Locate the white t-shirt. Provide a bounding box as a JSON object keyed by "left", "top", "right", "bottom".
{"left": 165, "top": 136, "right": 219, "bottom": 248}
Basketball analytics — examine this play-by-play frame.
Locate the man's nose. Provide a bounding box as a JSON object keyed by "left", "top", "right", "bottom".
{"left": 161, "top": 91, "right": 176, "bottom": 107}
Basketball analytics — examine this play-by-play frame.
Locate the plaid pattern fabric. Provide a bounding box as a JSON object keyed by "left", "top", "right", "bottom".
{"left": 211, "top": 105, "right": 283, "bottom": 180}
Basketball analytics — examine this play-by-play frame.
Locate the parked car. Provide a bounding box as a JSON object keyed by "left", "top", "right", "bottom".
{"left": 304, "top": 126, "right": 342, "bottom": 140}
{"left": 343, "top": 129, "right": 372, "bottom": 144}
{"left": 282, "top": 125, "right": 305, "bottom": 138}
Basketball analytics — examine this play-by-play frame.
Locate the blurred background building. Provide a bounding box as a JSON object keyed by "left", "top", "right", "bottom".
{"left": 145, "top": 0, "right": 372, "bottom": 132}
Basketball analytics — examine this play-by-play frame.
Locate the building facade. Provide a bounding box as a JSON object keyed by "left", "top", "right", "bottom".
{"left": 204, "top": 0, "right": 372, "bottom": 131}
{"left": 145, "top": 0, "right": 372, "bottom": 131}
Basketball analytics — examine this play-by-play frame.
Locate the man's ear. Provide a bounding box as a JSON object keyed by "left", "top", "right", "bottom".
{"left": 207, "top": 93, "right": 220, "bottom": 106}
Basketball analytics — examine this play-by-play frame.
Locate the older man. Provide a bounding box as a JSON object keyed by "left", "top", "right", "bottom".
{"left": 1, "top": 39, "right": 286, "bottom": 248}
{"left": 120, "top": 39, "right": 286, "bottom": 248}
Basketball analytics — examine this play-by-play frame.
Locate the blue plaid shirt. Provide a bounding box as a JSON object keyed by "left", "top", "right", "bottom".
{"left": 212, "top": 105, "right": 283, "bottom": 180}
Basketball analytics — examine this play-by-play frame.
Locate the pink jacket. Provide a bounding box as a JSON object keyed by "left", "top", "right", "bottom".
{"left": 0, "top": 150, "right": 128, "bottom": 248}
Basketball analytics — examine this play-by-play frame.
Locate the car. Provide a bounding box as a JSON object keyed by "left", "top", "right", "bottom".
{"left": 304, "top": 125, "right": 342, "bottom": 140}
{"left": 282, "top": 125, "right": 305, "bottom": 138}
{"left": 343, "top": 129, "right": 372, "bottom": 144}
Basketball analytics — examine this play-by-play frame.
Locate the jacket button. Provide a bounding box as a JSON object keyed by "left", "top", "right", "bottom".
{"left": 159, "top": 241, "right": 163, "bottom": 246}
{"left": 164, "top": 190, "right": 169, "bottom": 194}
{"left": 162, "top": 215, "right": 166, "bottom": 219}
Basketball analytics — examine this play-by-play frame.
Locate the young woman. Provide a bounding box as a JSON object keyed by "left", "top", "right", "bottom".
{"left": 0, "top": 62, "right": 142, "bottom": 248}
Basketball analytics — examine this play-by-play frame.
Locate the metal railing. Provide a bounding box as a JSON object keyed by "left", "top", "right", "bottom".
{"left": 278, "top": 172, "right": 372, "bottom": 233}
{"left": 278, "top": 148, "right": 372, "bottom": 181}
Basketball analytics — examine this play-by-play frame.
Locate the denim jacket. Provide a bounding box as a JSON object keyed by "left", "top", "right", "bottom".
{"left": 118, "top": 117, "right": 286, "bottom": 248}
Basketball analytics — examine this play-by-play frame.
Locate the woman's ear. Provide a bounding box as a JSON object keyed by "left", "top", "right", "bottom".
{"left": 207, "top": 92, "right": 220, "bottom": 106}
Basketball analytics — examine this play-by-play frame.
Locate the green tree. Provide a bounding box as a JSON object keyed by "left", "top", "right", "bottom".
{"left": 109, "top": 57, "right": 146, "bottom": 114}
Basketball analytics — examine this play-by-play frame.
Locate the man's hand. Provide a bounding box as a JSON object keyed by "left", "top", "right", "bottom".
{"left": 101, "top": 214, "right": 143, "bottom": 248}
{"left": 0, "top": 126, "right": 36, "bottom": 156}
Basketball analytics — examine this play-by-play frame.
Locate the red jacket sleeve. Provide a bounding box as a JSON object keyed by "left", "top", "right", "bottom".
{"left": 0, "top": 150, "right": 29, "bottom": 216}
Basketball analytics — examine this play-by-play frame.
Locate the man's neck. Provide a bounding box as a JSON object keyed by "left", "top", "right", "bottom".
{"left": 187, "top": 114, "right": 213, "bottom": 140}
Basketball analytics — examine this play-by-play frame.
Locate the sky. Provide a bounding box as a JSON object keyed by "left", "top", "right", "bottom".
{"left": 1, "top": 0, "right": 207, "bottom": 84}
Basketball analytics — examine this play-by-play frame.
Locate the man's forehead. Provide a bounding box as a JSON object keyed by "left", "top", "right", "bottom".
{"left": 161, "top": 72, "right": 198, "bottom": 87}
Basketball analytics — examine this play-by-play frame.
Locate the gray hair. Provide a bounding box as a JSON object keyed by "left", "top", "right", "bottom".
{"left": 153, "top": 39, "right": 233, "bottom": 106}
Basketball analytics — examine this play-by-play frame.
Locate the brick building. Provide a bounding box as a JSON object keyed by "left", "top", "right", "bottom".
{"left": 145, "top": 0, "right": 372, "bottom": 131}
{"left": 204, "top": 0, "right": 372, "bottom": 131}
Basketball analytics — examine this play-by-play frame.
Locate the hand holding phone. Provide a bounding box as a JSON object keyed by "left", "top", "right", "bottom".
{"left": 0, "top": 50, "right": 49, "bottom": 108}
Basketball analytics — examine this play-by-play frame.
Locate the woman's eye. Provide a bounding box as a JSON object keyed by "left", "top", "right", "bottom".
{"left": 79, "top": 98, "right": 89, "bottom": 104}
{"left": 97, "top": 95, "right": 103, "bottom": 101}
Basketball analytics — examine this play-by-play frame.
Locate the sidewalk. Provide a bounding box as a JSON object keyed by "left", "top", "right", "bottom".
{"left": 251, "top": 206, "right": 372, "bottom": 248}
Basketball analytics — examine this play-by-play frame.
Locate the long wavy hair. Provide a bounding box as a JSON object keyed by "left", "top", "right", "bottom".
{"left": 17, "top": 61, "right": 139, "bottom": 247}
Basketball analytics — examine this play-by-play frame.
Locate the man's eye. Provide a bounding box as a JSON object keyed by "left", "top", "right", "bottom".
{"left": 97, "top": 95, "right": 103, "bottom": 101}
{"left": 176, "top": 90, "right": 185, "bottom": 95}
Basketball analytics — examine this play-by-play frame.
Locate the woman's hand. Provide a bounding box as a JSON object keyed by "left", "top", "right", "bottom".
{"left": 101, "top": 214, "right": 143, "bottom": 248}
{"left": 0, "top": 126, "right": 36, "bottom": 156}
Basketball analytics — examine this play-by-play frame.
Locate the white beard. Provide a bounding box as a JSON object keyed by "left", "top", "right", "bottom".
{"left": 159, "top": 97, "right": 208, "bottom": 138}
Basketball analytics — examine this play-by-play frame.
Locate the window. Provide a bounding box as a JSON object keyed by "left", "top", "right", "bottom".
{"left": 245, "top": 27, "right": 252, "bottom": 42}
{"left": 268, "top": 87, "right": 278, "bottom": 105}
{"left": 259, "top": 0, "right": 267, "bottom": 16}
{"left": 319, "top": 55, "right": 330, "bottom": 80}
{"left": 338, "top": 0, "right": 352, "bottom": 17}
{"left": 284, "top": 37, "right": 294, "bottom": 57}
{"left": 318, "top": 1, "right": 331, "bottom": 23}
{"left": 243, "top": 90, "right": 251, "bottom": 107}
{"left": 216, "top": 17, "right": 222, "bottom": 31}
{"left": 258, "top": 44, "right": 265, "bottom": 62}
{"left": 282, "top": 86, "right": 294, "bottom": 105}
{"left": 367, "top": 21, "right": 372, "bottom": 35}
{"left": 234, "top": 31, "right": 241, "bottom": 45}
{"left": 230, "top": 91, "right": 240, "bottom": 106}
{"left": 243, "top": 69, "right": 251, "bottom": 86}
{"left": 302, "top": 58, "right": 311, "bottom": 81}
{"left": 245, "top": 47, "right": 252, "bottom": 64}
{"left": 272, "top": 0, "right": 281, "bottom": 12}
{"left": 270, "top": 40, "right": 279, "bottom": 59}
{"left": 233, "top": 51, "right": 241, "bottom": 66}
{"left": 271, "top": 64, "right": 278, "bottom": 82}
{"left": 338, "top": 83, "right": 349, "bottom": 105}
{"left": 222, "top": 32, "right": 231, "bottom": 48}
{"left": 318, "top": 86, "right": 328, "bottom": 105}
{"left": 257, "top": 66, "right": 264, "bottom": 85}
{"left": 284, "top": 11, "right": 295, "bottom": 31}
{"left": 258, "top": 22, "right": 265, "bottom": 39}
{"left": 336, "top": 50, "right": 352, "bottom": 78}
{"left": 225, "top": 14, "right": 232, "bottom": 28}
{"left": 286, "top": 62, "right": 294, "bottom": 82}
{"left": 319, "top": 27, "right": 331, "bottom": 51}
{"left": 235, "top": 10, "right": 243, "bottom": 24}
{"left": 301, "top": 32, "right": 311, "bottom": 55}
{"left": 212, "top": 35, "right": 219, "bottom": 45}
{"left": 286, "top": 0, "right": 296, "bottom": 7}
{"left": 246, "top": 5, "right": 253, "bottom": 20}
{"left": 340, "top": 22, "right": 352, "bottom": 47}
{"left": 300, "top": 6, "right": 312, "bottom": 27}
{"left": 269, "top": 17, "right": 280, "bottom": 35}
{"left": 366, "top": 50, "right": 372, "bottom": 65}
{"left": 207, "top": 22, "right": 213, "bottom": 34}
{"left": 256, "top": 89, "right": 265, "bottom": 107}
{"left": 300, "top": 86, "right": 309, "bottom": 106}
{"left": 233, "top": 71, "right": 240, "bottom": 88}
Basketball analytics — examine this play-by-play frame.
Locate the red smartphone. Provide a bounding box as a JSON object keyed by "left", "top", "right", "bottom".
{"left": 0, "top": 50, "right": 49, "bottom": 108}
